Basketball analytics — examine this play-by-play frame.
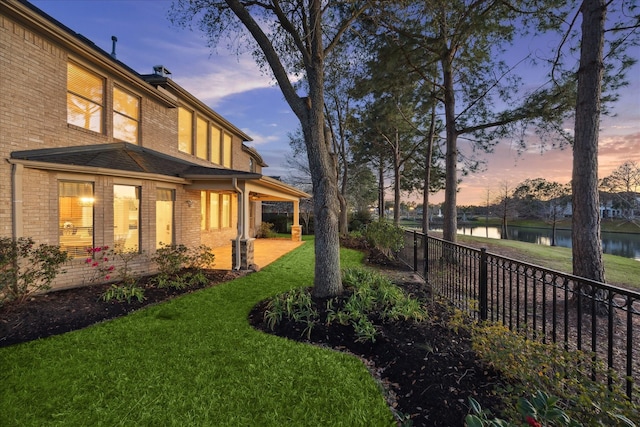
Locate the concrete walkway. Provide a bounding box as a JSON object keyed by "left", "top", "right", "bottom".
{"left": 213, "top": 238, "right": 306, "bottom": 270}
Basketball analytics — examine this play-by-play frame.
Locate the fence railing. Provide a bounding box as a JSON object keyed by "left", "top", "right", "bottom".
{"left": 397, "top": 229, "right": 640, "bottom": 401}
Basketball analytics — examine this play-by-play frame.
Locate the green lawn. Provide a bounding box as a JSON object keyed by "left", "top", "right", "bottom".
{"left": 454, "top": 234, "right": 640, "bottom": 290}
{"left": 0, "top": 241, "right": 394, "bottom": 426}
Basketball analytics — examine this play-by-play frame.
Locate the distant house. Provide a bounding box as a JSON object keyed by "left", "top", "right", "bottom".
{"left": 1, "top": 0, "right": 309, "bottom": 289}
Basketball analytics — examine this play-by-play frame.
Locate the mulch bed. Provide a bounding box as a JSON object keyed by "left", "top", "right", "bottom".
{"left": 0, "top": 247, "right": 506, "bottom": 426}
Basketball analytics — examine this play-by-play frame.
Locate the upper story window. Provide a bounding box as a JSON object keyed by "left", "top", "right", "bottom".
{"left": 67, "top": 62, "right": 104, "bottom": 132}
{"left": 178, "top": 107, "right": 193, "bottom": 154}
{"left": 249, "top": 158, "right": 255, "bottom": 173}
{"left": 223, "top": 132, "right": 232, "bottom": 168}
{"left": 113, "top": 87, "right": 140, "bottom": 144}
{"left": 196, "top": 116, "right": 208, "bottom": 160}
{"left": 210, "top": 125, "right": 221, "bottom": 164}
{"left": 179, "top": 106, "right": 233, "bottom": 167}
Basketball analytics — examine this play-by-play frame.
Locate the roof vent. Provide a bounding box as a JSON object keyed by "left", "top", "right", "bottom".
{"left": 110, "top": 36, "right": 117, "bottom": 59}
{"left": 153, "top": 65, "right": 172, "bottom": 78}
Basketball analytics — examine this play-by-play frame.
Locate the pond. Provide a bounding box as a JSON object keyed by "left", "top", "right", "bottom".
{"left": 428, "top": 225, "right": 640, "bottom": 261}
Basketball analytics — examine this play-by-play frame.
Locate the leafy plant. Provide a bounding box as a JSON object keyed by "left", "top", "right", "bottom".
{"left": 102, "top": 283, "right": 144, "bottom": 303}
{"left": 363, "top": 218, "right": 405, "bottom": 258}
{"left": 256, "top": 222, "right": 277, "bottom": 238}
{"left": 264, "top": 267, "right": 427, "bottom": 343}
{"left": 471, "top": 323, "right": 639, "bottom": 425}
{"left": 0, "top": 237, "right": 69, "bottom": 304}
{"left": 151, "top": 243, "right": 214, "bottom": 289}
{"left": 83, "top": 246, "right": 115, "bottom": 284}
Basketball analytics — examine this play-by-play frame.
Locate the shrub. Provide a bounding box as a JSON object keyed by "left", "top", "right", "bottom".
{"left": 471, "top": 322, "right": 638, "bottom": 425}
{"left": 256, "top": 222, "right": 277, "bottom": 238}
{"left": 264, "top": 267, "right": 427, "bottom": 343}
{"left": 363, "top": 218, "right": 405, "bottom": 258}
{"left": 102, "top": 283, "right": 145, "bottom": 303}
{"left": 0, "top": 237, "right": 69, "bottom": 304}
{"left": 151, "top": 243, "right": 215, "bottom": 289}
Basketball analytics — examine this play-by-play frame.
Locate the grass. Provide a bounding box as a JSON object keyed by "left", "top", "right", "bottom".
{"left": 0, "top": 241, "right": 395, "bottom": 426}
{"left": 455, "top": 234, "right": 640, "bottom": 290}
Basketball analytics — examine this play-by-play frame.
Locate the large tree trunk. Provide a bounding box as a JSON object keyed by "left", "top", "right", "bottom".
{"left": 378, "top": 154, "right": 385, "bottom": 219}
{"left": 572, "top": 0, "right": 607, "bottom": 313}
{"left": 422, "top": 102, "right": 436, "bottom": 234}
{"left": 304, "top": 1, "right": 342, "bottom": 298}
{"left": 393, "top": 130, "right": 401, "bottom": 226}
{"left": 442, "top": 53, "right": 458, "bottom": 243}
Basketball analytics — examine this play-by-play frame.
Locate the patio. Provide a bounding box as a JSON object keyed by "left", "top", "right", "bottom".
{"left": 213, "top": 238, "right": 306, "bottom": 270}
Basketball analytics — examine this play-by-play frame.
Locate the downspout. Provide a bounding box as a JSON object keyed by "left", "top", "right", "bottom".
{"left": 232, "top": 177, "right": 243, "bottom": 270}
{"left": 11, "top": 162, "right": 24, "bottom": 240}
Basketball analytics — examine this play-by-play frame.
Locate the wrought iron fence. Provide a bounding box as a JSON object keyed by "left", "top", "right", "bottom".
{"left": 398, "top": 229, "right": 640, "bottom": 401}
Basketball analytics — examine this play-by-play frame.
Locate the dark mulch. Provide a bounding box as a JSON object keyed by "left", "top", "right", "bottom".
{"left": 0, "top": 248, "right": 505, "bottom": 426}
{"left": 250, "top": 248, "right": 505, "bottom": 426}
{"left": 0, "top": 270, "right": 247, "bottom": 347}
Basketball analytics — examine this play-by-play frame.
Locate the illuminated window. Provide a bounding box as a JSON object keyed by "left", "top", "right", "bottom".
{"left": 178, "top": 107, "right": 193, "bottom": 154}
{"left": 59, "top": 181, "right": 94, "bottom": 257}
{"left": 113, "top": 87, "right": 140, "bottom": 144}
{"left": 223, "top": 133, "right": 232, "bottom": 168}
{"left": 196, "top": 116, "right": 208, "bottom": 160}
{"left": 201, "top": 191, "right": 232, "bottom": 230}
{"left": 156, "top": 188, "right": 174, "bottom": 248}
{"left": 67, "top": 62, "right": 103, "bottom": 132}
{"left": 210, "top": 125, "right": 221, "bottom": 164}
{"left": 201, "top": 191, "right": 207, "bottom": 230}
{"left": 114, "top": 185, "right": 140, "bottom": 252}
{"left": 209, "top": 193, "right": 220, "bottom": 229}
{"left": 221, "top": 194, "right": 231, "bottom": 227}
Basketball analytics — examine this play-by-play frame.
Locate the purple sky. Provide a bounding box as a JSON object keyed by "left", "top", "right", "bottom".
{"left": 30, "top": 0, "right": 640, "bottom": 206}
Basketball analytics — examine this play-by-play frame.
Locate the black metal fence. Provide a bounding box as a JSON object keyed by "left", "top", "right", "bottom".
{"left": 398, "top": 229, "right": 640, "bottom": 401}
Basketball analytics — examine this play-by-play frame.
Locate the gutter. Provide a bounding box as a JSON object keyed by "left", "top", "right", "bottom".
{"left": 232, "top": 177, "right": 243, "bottom": 270}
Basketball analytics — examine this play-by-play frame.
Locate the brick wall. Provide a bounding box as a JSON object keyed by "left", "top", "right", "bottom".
{"left": 1, "top": 4, "right": 270, "bottom": 290}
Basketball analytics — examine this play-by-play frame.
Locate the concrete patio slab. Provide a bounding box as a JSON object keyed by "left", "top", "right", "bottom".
{"left": 213, "top": 238, "right": 306, "bottom": 270}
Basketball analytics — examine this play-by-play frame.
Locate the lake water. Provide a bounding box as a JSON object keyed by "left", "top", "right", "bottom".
{"left": 428, "top": 225, "right": 640, "bottom": 261}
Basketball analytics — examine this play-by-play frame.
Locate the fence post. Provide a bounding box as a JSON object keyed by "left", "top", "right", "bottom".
{"left": 479, "top": 248, "right": 488, "bottom": 321}
{"left": 413, "top": 230, "right": 418, "bottom": 272}
{"left": 423, "top": 233, "right": 428, "bottom": 278}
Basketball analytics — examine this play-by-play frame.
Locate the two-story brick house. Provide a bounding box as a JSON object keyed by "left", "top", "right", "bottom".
{"left": 1, "top": 0, "right": 308, "bottom": 289}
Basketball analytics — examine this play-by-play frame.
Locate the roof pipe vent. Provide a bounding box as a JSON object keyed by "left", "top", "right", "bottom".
{"left": 153, "top": 65, "right": 172, "bottom": 78}
{"left": 110, "top": 36, "right": 117, "bottom": 59}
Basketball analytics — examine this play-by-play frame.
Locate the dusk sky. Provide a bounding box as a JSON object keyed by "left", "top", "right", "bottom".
{"left": 30, "top": 0, "right": 640, "bottom": 206}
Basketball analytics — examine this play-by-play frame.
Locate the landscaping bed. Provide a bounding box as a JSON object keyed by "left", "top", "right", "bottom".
{"left": 1, "top": 250, "right": 505, "bottom": 426}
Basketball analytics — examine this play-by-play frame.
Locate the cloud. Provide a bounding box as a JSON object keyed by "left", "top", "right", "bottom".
{"left": 177, "top": 57, "right": 277, "bottom": 106}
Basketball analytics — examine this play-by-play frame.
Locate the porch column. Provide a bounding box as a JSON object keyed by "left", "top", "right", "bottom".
{"left": 291, "top": 199, "right": 302, "bottom": 242}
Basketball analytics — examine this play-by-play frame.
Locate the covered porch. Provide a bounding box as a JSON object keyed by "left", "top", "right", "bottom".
{"left": 212, "top": 238, "right": 305, "bottom": 270}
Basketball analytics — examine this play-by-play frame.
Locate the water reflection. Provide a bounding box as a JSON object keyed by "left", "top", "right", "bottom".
{"left": 430, "top": 225, "right": 640, "bottom": 261}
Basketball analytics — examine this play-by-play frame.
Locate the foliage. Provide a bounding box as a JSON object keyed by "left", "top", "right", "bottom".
{"left": 151, "top": 243, "right": 215, "bottom": 289}
{"left": 0, "top": 241, "right": 395, "bottom": 426}
{"left": 364, "top": 218, "right": 405, "bottom": 258}
{"left": 83, "top": 246, "right": 115, "bottom": 284}
{"left": 256, "top": 222, "right": 277, "bottom": 238}
{"left": 101, "top": 283, "right": 145, "bottom": 303}
{"left": 471, "top": 323, "right": 639, "bottom": 425}
{"left": 264, "top": 267, "right": 427, "bottom": 343}
{"left": 0, "top": 237, "right": 69, "bottom": 304}
{"left": 349, "top": 209, "right": 373, "bottom": 232}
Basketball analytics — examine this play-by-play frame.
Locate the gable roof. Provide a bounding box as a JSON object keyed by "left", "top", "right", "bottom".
{"left": 10, "top": 143, "right": 261, "bottom": 179}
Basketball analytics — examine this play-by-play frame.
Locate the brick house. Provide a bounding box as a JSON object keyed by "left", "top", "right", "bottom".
{"left": 1, "top": 0, "right": 309, "bottom": 289}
